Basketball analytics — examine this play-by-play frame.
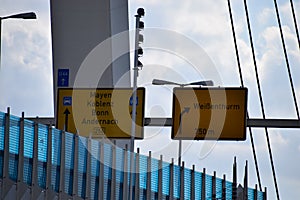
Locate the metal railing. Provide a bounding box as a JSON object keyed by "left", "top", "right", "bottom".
{"left": 0, "top": 108, "right": 266, "bottom": 199}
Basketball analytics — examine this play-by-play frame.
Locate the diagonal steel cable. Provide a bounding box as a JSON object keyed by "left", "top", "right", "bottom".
{"left": 243, "top": 0, "right": 280, "bottom": 199}
{"left": 289, "top": 0, "right": 300, "bottom": 50}
{"left": 273, "top": 0, "right": 300, "bottom": 119}
{"left": 227, "top": 0, "right": 262, "bottom": 191}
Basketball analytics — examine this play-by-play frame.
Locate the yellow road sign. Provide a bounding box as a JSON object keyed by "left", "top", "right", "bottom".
{"left": 172, "top": 87, "right": 247, "bottom": 140}
{"left": 56, "top": 88, "right": 145, "bottom": 139}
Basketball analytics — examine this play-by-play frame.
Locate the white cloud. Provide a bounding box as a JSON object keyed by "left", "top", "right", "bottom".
{"left": 0, "top": 0, "right": 53, "bottom": 116}
{"left": 279, "top": 1, "right": 300, "bottom": 29}
{"left": 258, "top": 8, "right": 274, "bottom": 26}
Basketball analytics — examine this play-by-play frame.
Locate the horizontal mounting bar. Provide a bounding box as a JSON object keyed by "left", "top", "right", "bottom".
{"left": 26, "top": 117, "right": 300, "bottom": 129}
{"left": 145, "top": 118, "right": 300, "bottom": 128}
{"left": 247, "top": 118, "right": 300, "bottom": 128}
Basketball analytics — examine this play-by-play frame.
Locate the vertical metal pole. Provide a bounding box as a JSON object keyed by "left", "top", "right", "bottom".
{"left": 85, "top": 137, "right": 91, "bottom": 199}
{"left": 16, "top": 112, "right": 25, "bottom": 199}
{"left": 110, "top": 141, "right": 116, "bottom": 199}
{"left": 158, "top": 155, "right": 163, "bottom": 200}
{"left": 129, "top": 14, "right": 140, "bottom": 200}
{"left": 31, "top": 121, "right": 39, "bottom": 199}
{"left": 202, "top": 168, "right": 206, "bottom": 200}
{"left": 122, "top": 145, "right": 128, "bottom": 200}
{"left": 3, "top": 107, "right": 10, "bottom": 178}
{"left": 180, "top": 161, "right": 184, "bottom": 200}
{"left": 178, "top": 85, "right": 184, "bottom": 166}
{"left": 130, "top": 13, "right": 140, "bottom": 153}
{"left": 2, "top": 107, "right": 10, "bottom": 199}
{"left": 98, "top": 140, "right": 104, "bottom": 200}
{"left": 0, "top": 19, "right": 2, "bottom": 69}
{"left": 17, "top": 112, "right": 25, "bottom": 183}
{"left": 72, "top": 134, "right": 78, "bottom": 198}
{"left": 212, "top": 171, "right": 216, "bottom": 200}
{"left": 178, "top": 140, "right": 182, "bottom": 166}
{"left": 190, "top": 165, "right": 195, "bottom": 200}
{"left": 146, "top": 151, "right": 152, "bottom": 200}
{"left": 169, "top": 158, "right": 174, "bottom": 200}
{"left": 222, "top": 174, "right": 226, "bottom": 200}
{"left": 45, "top": 124, "right": 52, "bottom": 199}
{"left": 232, "top": 157, "right": 237, "bottom": 200}
{"left": 59, "top": 131, "right": 65, "bottom": 199}
{"left": 244, "top": 161, "right": 248, "bottom": 200}
{"left": 254, "top": 184, "right": 258, "bottom": 200}
{"left": 264, "top": 187, "right": 267, "bottom": 200}
{"left": 135, "top": 148, "right": 140, "bottom": 200}
{"left": 128, "top": 151, "right": 134, "bottom": 200}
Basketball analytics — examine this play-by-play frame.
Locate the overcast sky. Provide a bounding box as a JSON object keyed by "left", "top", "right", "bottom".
{"left": 0, "top": 0, "right": 300, "bottom": 199}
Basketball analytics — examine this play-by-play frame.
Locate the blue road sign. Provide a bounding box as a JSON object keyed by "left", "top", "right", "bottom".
{"left": 58, "top": 69, "right": 69, "bottom": 87}
{"left": 129, "top": 96, "right": 138, "bottom": 106}
{"left": 63, "top": 96, "right": 72, "bottom": 106}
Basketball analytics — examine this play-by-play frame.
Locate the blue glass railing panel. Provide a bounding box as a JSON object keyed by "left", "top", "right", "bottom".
{"left": 173, "top": 165, "right": 180, "bottom": 199}
{"left": 162, "top": 162, "right": 170, "bottom": 196}
{"left": 9, "top": 115, "right": 19, "bottom": 154}
{"left": 194, "top": 171, "right": 202, "bottom": 200}
{"left": 248, "top": 188, "right": 255, "bottom": 200}
{"left": 78, "top": 171, "right": 86, "bottom": 198}
{"left": 205, "top": 175, "right": 213, "bottom": 199}
{"left": 51, "top": 129, "right": 61, "bottom": 192}
{"left": 90, "top": 139, "right": 100, "bottom": 199}
{"left": 64, "top": 132, "right": 74, "bottom": 195}
{"left": 138, "top": 154, "right": 147, "bottom": 200}
{"left": 103, "top": 142, "right": 112, "bottom": 169}
{"left": 139, "top": 154, "right": 147, "bottom": 189}
{"left": 37, "top": 124, "right": 48, "bottom": 189}
{"left": 23, "top": 157, "right": 32, "bottom": 185}
{"left": 115, "top": 147, "right": 124, "bottom": 182}
{"left": 90, "top": 139, "right": 100, "bottom": 176}
{"left": 24, "top": 119, "right": 34, "bottom": 158}
{"left": 216, "top": 177, "right": 223, "bottom": 199}
{"left": 258, "top": 190, "right": 264, "bottom": 200}
{"left": 8, "top": 153, "right": 18, "bottom": 181}
{"left": 0, "top": 152, "right": 3, "bottom": 179}
{"left": 23, "top": 119, "right": 34, "bottom": 185}
{"left": 65, "top": 132, "right": 75, "bottom": 169}
{"left": 226, "top": 181, "right": 232, "bottom": 199}
{"left": 0, "top": 112, "right": 5, "bottom": 151}
{"left": 78, "top": 136, "right": 87, "bottom": 198}
{"left": 184, "top": 168, "right": 191, "bottom": 199}
{"left": 151, "top": 158, "right": 159, "bottom": 193}
{"left": 0, "top": 113, "right": 5, "bottom": 178}
{"left": 38, "top": 124, "right": 48, "bottom": 162}
{"left": 8, "top": 116, "right": 20, "bottom": 181}
{"left": 78, "top": 136, "right": 87, "bottom": 172}
{"left": 51, "top": 129, "right": 61, "bottom": 165}
{"left": 103, "top": 142, "right": 112, "bottom": 199}
{"left": 115, "top": 147, "right": 124, "bottom": 200}
{"left": 38, "top": 161, "right": 47, "bottom": 189}
{"left": 103, "top": 142, "right": 113, "bottom": 199}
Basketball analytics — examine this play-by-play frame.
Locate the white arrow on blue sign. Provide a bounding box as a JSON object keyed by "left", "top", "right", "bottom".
{"left": 58, "top": 69, "right": 69, "bottom": 87}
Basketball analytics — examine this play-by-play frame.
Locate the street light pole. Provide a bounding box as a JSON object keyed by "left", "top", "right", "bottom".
{"left": 129, "top": 8, "right": 145, "bottom": 200}
{"left": 0, "top": 19, "right": 2, "bottom": 70}
{"left": 0, "top": 12, "right": 37, "bottom": 69}
{"left": 152, "top": 78, "right": 214, "bottom": 166}
{"left": 130, "top": 8, "right": 145, "bottom": 153}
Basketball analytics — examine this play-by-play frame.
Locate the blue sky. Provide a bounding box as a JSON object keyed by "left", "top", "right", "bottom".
{"left": 0, "top": 0, "right": 300, "bottom": 199}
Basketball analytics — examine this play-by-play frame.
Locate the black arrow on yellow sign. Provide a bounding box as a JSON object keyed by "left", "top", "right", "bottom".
{"left": 179, "top": 107, "right": 190, "bottom": 135}
{"left": 64, "top": 108, "right": 71, "bottom": 132}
